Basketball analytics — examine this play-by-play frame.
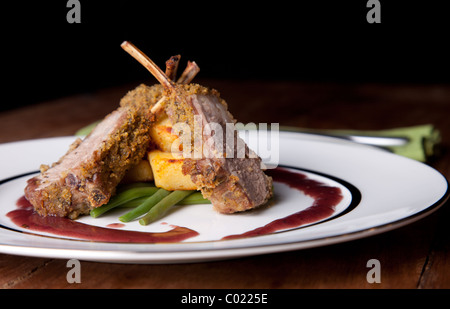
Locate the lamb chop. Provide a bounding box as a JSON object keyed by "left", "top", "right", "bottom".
{"left": 121, "top": 42, "right": 273, "bottom": 213}
{"left": 24, "top": 54, "right": 199, "bottom": 219}
{"left": 24, "top": 85, "right": 158, "bottom": 218}
{"left": 25, "top": 41, "right": 272, "bottom": 219}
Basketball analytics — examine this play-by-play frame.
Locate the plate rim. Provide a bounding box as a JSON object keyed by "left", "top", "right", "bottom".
{"left": 0, "top": 133, "right": 448, "bottom": 263}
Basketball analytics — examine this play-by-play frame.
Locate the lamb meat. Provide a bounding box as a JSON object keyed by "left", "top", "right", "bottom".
{"left": 166, "top": 84, "right": 273, "bottom": 213}
{"left": 24, "top": 84, "right": 162, "bottom": 219}
{"left": 121, "top": 42, "right": 273, "bottom": 213}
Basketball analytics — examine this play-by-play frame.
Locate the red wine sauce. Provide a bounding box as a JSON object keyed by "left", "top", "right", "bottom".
{"left": 222, "top": 167, "right": 343, "bottom": 240}
{"left": 8, "top": 196, "right": 198, "bottom": 243}
{"left": 8, "top": 167, "right": 342, "bottom": 243}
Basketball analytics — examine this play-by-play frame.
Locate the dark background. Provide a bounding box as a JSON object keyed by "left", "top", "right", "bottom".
{"left": 2, "top": 0, "right": 449, "bottom": 111}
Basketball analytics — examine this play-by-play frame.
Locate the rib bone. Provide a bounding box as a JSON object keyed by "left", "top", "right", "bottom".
{"left": 165, "top": 55, "right": 181, "bottom": 81}
{"left": 154, "top": 57, "right": 201, "bottom": 114}
{"left": 150, "top": 97, "right": 167, "bottom": 114}
{"left": 121, "top": 41, "right": 175, "bottom": 90}
{"left": 177, "top": 61, "right": 200, "bottom": 84}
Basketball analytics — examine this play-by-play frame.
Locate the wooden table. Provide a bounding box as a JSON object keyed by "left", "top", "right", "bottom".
{"left": 0, "top": 79, "right": 449, "bottom": 290}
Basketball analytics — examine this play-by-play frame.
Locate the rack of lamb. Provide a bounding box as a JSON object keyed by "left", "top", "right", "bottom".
{"left": 24, "top": 41, "right": 273, "bottom": 219}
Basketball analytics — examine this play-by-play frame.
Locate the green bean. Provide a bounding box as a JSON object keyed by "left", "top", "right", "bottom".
{"left": 118, "top": 196, "right": 148, "bottom": 208}
{"left": 176, "top": 192, "right": 211, "bottom": 205}
{"left": 139, "top": 190, "right": 194, "bottom": 226}
{"left": 119, "top": 188, "right": 171, "bottom": 222}
{"left": 120, "top": 192, "right": 209, "bottom": 208}
{"left": 89, "top": 186, "right": 158, "bottom": 218}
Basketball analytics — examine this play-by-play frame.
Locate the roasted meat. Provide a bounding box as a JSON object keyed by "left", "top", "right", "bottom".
{"left": 25, "top": 41, "right": 273, "bottom": 219}
{"left": 24, "top": 84, "right": 161, "bottom": 219}
{"left": 165, "top": 84, "right": 273, "bottom": 213}
{"left": 121, "top": 42, "right": 273, "bottom": 214}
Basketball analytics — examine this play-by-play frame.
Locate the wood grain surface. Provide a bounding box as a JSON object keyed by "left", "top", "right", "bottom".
{"left": 0, "top": 79, "right": 449, "bottom": 289}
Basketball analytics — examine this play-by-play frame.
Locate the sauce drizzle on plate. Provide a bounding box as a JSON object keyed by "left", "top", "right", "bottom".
{"left": 8, "top": 196, "right": 198, "bottom": 243}
{"left": 222, "top": 168, "right": 343, "bottom": 240}
{"left": 7, "top": 168, "right": 343, "bottom": 243}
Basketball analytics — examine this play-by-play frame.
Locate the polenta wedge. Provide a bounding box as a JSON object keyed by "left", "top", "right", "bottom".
{"left": 149, "top": 114, "right": 181, "bottom": 152}
{"left": 148, "top": 150, "right": 197, "bottom": 191}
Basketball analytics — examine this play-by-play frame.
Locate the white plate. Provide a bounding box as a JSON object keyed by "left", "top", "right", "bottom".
{"left": 0, "top": 132, "right": 448, "bottom": 263}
